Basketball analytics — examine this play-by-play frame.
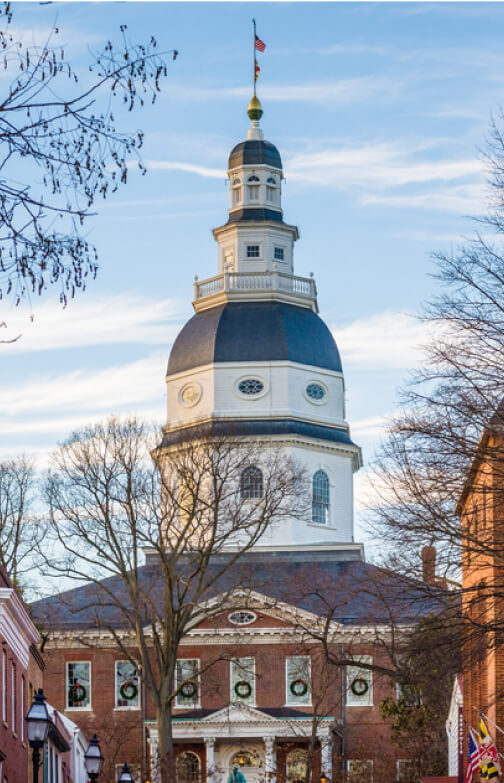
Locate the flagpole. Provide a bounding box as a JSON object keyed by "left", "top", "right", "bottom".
{"left": 479, "top": 710, "right": 504, "bottom": 738}
{"left": 252, "top": 18, "right": 256, "bottom": 95}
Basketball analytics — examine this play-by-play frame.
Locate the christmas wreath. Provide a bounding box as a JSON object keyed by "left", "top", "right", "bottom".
{"left": 350, "top": 676, "right": 369, "bottom": 696}
{"left": 235, "top": 680, "right": 252, "bottom": 699}
{"left": 290, "top": 679, "right": 309, "bottom": 697}
{"left": 120, "top": 681, "right": 138, "bottom": 701}
{"left": 69, "top": 683, "right": 86, "bottom": 703}
{"left": 180, "top": 681, "right": 198, "bottom": 699}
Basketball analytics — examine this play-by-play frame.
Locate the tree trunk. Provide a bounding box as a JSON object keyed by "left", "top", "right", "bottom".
{"left": 156, "top": 702, "right": 176, "bottom": 783}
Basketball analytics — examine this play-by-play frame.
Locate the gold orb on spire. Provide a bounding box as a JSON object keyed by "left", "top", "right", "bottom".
{"left": 248, "top": 95, "right": 263, "bottom": 121}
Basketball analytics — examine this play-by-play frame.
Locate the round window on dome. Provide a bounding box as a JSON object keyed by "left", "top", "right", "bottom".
{"left": 305, "top": 382, "right": 327, "bottom": 403}
{"left": 228, "top": 610, "right": 257, "bottom": 626}
{"left": 238, "top": 378, "right": 265, "bottom": 396}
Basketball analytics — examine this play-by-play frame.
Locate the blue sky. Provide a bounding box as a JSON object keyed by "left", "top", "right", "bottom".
{"left": 1, "top": 1, "right": 502, "bottom": 545}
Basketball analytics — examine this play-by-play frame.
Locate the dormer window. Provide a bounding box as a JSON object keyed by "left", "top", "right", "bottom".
{"left": 248, "top": 175, "right": 260, "bottom": 201}
{"left": 232, "top": 178, "right": 241, "bottom": 207}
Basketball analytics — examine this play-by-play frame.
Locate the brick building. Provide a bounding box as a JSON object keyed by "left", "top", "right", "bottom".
{"left": 32, "top": 95, "right": 442, "bottom": 783}
{"left": 456, "top": 411, "right": 504, "bottom": 759}
{"left": 0, "top": 565, "right": 43, "bottom": 783}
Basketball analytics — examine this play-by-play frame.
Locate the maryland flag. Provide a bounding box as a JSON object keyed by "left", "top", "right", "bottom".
{"left": 254, "top": 57, "right": 260, "bottom": 83}
{"left": 479, "top": 718, "right": 502, "bottom": 780}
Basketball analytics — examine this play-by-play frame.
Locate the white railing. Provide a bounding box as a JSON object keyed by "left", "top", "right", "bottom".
{"left": 193, "top": 270, "right": 317, "bottom": 302}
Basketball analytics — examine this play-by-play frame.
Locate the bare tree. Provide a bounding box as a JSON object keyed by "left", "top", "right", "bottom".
{"left": 0, "top": 455, "right": 45, "bottom": 587}
{"left": 41, "top": 416, "right": 307, "bottom": 783}
{"left": 0, "top": 2, "right": 175, "bottom": 324}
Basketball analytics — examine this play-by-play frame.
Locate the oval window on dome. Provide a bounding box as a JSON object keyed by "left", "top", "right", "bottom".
{"left": 238, "top": 378, "right": 264, "bottom": 396}
{"left": 228, "top": 610, "right": 257, "bottom": 626}
{"left": 306, "top": 382, "right": 326, "bottom": 402}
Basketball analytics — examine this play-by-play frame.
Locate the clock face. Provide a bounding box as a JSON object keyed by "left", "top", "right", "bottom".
{"left": 179, "top": 383, "right": 202, "bottom": 407}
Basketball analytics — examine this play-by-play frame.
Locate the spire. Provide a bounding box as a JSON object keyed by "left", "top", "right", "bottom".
{"left": 247, "top": 95, "right": 264, "bottom": 141}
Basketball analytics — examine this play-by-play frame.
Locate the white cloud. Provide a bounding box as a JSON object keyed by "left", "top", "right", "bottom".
{"left": 285, "top": 141, "right": 482, "bottom": 189}
{"left": 1, "top": 294, "right": 187, "bottom": 353}
{"left": 362, "top": 183, "right": 486, "bottom": 214}
{"left": 0, "top": 353, "right": 166, "bottom": 417}
{"left": 144, "top": 161, "right": 226, "bottom": 179}
{"left": 332, "top": 310, "right": 428, "bottom": 370}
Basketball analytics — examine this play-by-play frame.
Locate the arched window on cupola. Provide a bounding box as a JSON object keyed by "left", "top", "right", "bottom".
{"left": 312, "top": 470, "right": 330, "bottom": 525}
{"left": 231, "top": 178, "right": 241, "bottom": 207}
{"left": 176, "top": 752, "right": 201, "bottom": 783}
{"left": 240, "top": 465, "right": 263, "bottom": 499}
{"left": 247, "top": 174, "right": 260, "bottom": 201}
{"left": 266, "top": 176, "right": 278, "bottom": 205}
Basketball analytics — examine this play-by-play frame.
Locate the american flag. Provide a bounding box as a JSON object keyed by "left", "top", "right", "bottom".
{"left": 255, "top": 35, "right": 266, "bottom": 52}
{"left": 466, "top": 732, "right": 480, "bottom": 783}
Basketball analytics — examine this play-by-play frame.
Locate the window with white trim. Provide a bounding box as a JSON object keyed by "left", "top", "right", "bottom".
{"left": 175, "top": 659, "right": 199, "bottom": 708}
{"left": 274, "top": 247, "right": 284, "bottom": 261}
{"left": 240, "top": 466, "right": 263, "bottom": 499}
{"left": 11, "top": 663, "right": 15, "bottom": 733}
{"left": 248, "top": 175, "right": 260, "bottom": 200}
{"left": 2, "top": 648, "right": 6, "bottom": 722}
{"left": 347, "top": 760, "right": 373, "bottom": 783}
{"left": 20, "top": 676, "right": 24, "bottom": 740}
{"left": 231, "top": 179, "right": 241, "bottom": 207}
{"left": 396, "top": 760, "right": 421, "bottom": 783}
{"left": 247, "top": 245, "right": 260, "bottom": 258}
{"left": 115, "top": 661, "right": 139, "bottom": 708}
{"left": 312, "top": 470, "right": 330, "bottom": 525}
{"left": 286, "top": 656, "right": 311, "bottom": 705}
{"left": 231, "top": 657, "right": 255, "bottom": 705}
{"left": 346, "top": 655, "right": 373, "bottom": 706}
{"left": 66, "top": 661, "right": 91, "bottom": 709}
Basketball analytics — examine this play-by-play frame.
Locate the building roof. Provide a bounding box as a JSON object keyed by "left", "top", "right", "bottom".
{"left": 32, "top": 549, "right": 445, "bottom": 632}
{"left": 228, "top": 140, "right": 282, "bottom": 170}
{"left": 167, "top": 301, "right": 343, "bottom": 376}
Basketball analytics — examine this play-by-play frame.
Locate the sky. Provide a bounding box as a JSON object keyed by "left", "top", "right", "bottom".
{"left": 1, "top": 0, "right": 502, "bottom": 547}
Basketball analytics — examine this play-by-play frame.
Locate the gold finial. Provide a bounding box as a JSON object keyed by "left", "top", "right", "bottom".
{"left": 248, "top": 94, "right": 263, "bottom": 121}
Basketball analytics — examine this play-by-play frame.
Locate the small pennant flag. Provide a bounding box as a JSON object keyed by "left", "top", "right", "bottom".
{"left": 254, "top": 58, "right": 260, "bottom": 82}
{"left": 255, "top": 35, "right": 266, "bottom": 52}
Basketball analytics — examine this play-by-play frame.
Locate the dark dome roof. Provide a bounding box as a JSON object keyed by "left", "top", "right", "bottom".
{"left": 228, "top": 140, "right": 282, "bottom": 170}
{"left": 167, "top": 301, "right": 342, "bottom": 375}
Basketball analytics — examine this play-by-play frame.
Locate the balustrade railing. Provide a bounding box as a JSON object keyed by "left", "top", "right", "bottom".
{"left": 193, "top": 270, "right": 316, "bottom": 302}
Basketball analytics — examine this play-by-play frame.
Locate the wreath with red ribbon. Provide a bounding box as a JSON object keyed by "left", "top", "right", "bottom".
{"left": 69, "top": 683, "right": 86, "bottom": 703}
{"left": 235, "top": 680, "right": 252, "bottom": 699}
{"left": 120, "top": 681, "right": 138, "bottom": 701}
{"left": 290, "top": 679, "right": 309, "bottom": 697}
{"left": 180, "top": 681, "right": 198, "bottom": 699}
{"left": 350, "top": 677, "right": 369, "bottom": 696}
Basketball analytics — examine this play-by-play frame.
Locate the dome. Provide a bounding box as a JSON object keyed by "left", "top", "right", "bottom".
{"left": 228, "top": 140, "right": 282, "bottom": 171}
{"left": 167, "top": 301, "right": 342, "bottom": 376}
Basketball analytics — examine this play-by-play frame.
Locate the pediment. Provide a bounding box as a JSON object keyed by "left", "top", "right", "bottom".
{"left": 200, "top": 703, "right": 282, "bottom": 724}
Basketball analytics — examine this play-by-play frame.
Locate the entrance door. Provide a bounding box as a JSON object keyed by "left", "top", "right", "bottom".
{"left": 228, "top": 748, "right": 264, "bottom": 783}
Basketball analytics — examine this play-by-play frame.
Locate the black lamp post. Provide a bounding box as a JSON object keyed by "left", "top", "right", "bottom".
{"left": 26, "top": 689, "right": 51, "bottom": 783}
{"left": 84, "top": 734, "right": 104, "bottom": 783}
{"left": 118, "top": 764, "right": 134, "bottom": 783}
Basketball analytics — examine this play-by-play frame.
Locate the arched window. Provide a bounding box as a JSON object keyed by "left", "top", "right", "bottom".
{"left": 266, "top": 176, "right": 278, "bottom": 204}
{"left": 312, "top": 470, "right": 330, "bottom": 525}
{"left": 248, "top": 175, "right": 260, "bottom": 201}
{"left": 232, "top": 178, "right": 241, "bottom": 206}
{"left": 286, "top": 750, "right": 308, "bottom": 783}
{"left": 176, "top": 752, "right": 201, "bottom": 783}
{"left": 241, "top": 466, "right": 263, "bottom": 499}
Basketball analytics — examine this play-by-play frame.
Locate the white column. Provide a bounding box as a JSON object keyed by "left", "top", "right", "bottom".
{"left": 320, "top": 735, "right": 332, "bottom": 781}
{"left": 148, "top": 729, "right": 160, "bottom": 783}
{"left": 264, "top": 736, "right": 276, "bottom": 783}
{"left": 205, "top": 737, "right": 216, "bottom": 783}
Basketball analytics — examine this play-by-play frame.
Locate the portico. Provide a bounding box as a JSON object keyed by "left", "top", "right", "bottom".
{"left": 146, "top": 704, "right": 337, "bottom": 783}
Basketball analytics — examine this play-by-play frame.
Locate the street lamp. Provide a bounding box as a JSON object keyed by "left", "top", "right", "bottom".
{"left": 84, "top": 734, "right": 104, "bottom": 783}
{"left": 26, "top": 689, "right": 51, "bottom": 783}
{"left": 320, "top": 774, "right": 328, "bottom": 783}
{"left": 118, "top": 764, "right": 134, "bottom": 783}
